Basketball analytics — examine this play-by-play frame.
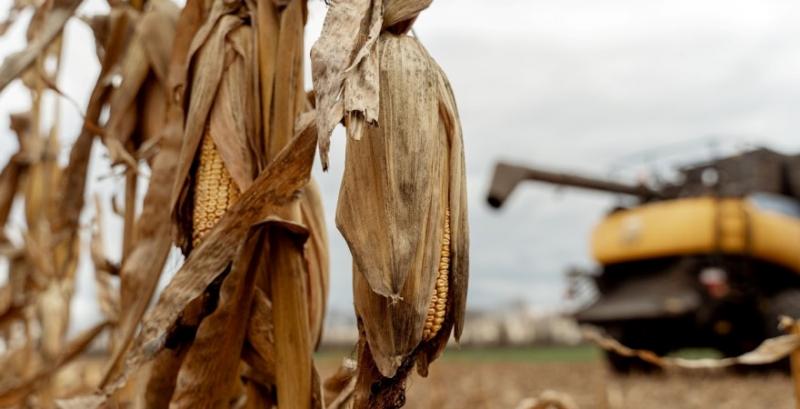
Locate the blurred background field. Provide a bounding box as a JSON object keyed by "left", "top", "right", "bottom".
{"left": 314, "top": 346, "right": 796, "bottom": 409}
{"left": 56, "top": 344, "right": 795, "bottom": 409}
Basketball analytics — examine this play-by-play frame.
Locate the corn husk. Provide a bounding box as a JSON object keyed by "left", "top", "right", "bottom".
{"left": 339, "top": 30, "right": 468, "bottom": 373}
{"left": 311, "top": 0, "right": 434, "bottom": 168}
{"left": 312, "top": 1, "right": 468, "bottom": 405}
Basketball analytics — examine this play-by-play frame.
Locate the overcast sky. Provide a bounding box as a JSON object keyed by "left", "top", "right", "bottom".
{"left": 2, "top": 0, "right": 800, "bottom": 333}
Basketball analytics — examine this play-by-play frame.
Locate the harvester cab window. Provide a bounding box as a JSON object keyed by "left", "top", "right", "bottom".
{"left": 748, "top": 192, "right": 800, "bottom": 217}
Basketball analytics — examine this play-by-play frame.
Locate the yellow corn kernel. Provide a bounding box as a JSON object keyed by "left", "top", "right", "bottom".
{"left": 423, "top": 208, "right": 450, "bottom": 341}
{"left": 192, "top": 133, "right": 240, "bottom": 247}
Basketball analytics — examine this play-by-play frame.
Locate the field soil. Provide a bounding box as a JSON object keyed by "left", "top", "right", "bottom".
{"left": 317, "top": 347, "right": 796, "bottom": 409}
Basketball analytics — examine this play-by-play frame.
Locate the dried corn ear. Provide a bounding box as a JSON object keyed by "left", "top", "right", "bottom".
{"left": 337, "top": 31, "right": 468, "bottom": 380}
{"left": 191, "top": 132, "right": 241, "bottom": 247}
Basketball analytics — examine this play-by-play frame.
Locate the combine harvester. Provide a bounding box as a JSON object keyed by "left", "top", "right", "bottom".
{"left": 488, "top": 148, "right": 800, "bottom": 371}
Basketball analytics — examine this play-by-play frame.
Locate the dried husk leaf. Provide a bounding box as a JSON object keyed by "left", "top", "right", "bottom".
{"left": 310, "top": 0, "right": 433, "bottom": 167}
{"left": 206, "top": 22, "right": 256, "bottom": 191}
{"left": 381, "top": 0, "right": 431, "bottom": 32}
{"left": 310, "top": 0, "right": 375, "bottom": 168}
{"left": 431, "top": 56, "right": 469, "bottom": 342}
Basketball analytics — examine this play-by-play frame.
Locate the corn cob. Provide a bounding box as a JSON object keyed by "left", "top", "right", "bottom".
{"left": 423, "top": 208, "right": 450, "bottom": 341}
{"left": 191, "top": 132, "right": 241, "bottom": 247}
{"left": 337, "top": 32, "right": 468, "bottom": 382}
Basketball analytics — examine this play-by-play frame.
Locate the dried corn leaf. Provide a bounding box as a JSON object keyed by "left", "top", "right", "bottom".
{"left": 103, "top": 0, "right": 208, "bottom": 386}
{"left": 0, "top": 0, "right": 83, "bottom": 92}
{"left": 0, "top": 156, "right": 22, "bottom": 229}
{"left": 137, "top": 0, "right": 179, "bottom": 84}
{"left": 0, "top": 286, "right": 11, "bottom": 318}
{"left": 0, "top": 0, "right": 28, "bottom": 37}
{"left": 243, "top": 287, "right": 276, "bottom": 384}
{"left": 266, "top": 0, "right": 305, "bottom": 162}
{"left": 104, "top": 29, "right": 147, "bottom": 160}
{"left": 22, "top": 124, "right": 62, "bottom": 238}
{"left": 91, "top": 197, "right": 120, "bottom": 324}
{"left": 38, "top": 281, "right": 71, "bottom": 358}
{"left": 254, "top": 0, "right": 279, "bottom": 165}
{"left": 301, "top": 179, "right": 329, "bottom": 346}
{"left": 268, "top": 220, "right": 314, "bottom": 409}
{"left": 169, "top": 228, "right": 267, "bottom": 409}
{"left": 104, "top": 1, "right": 177, "bottom": 167}
{"left": 0, "top": 340, "right": 41, "bottom": 390}
{"left": 50, "top": 6, "right": 135, "bottom": 280}
{"left": 324, "top": 359, "right": 357, "bottom": 409}
{"left": 82, "top": 14, "right": 110, "bottom": 61}
{"left": 0, "top": 321, "right": 109, "bottom": 407}
{"left": 102, "top": 109, "right": 181, "bottom": 383}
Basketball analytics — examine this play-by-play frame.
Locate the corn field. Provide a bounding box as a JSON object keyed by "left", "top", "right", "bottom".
{"left": 0, "top": 0, "right": 469, "bottom": 408}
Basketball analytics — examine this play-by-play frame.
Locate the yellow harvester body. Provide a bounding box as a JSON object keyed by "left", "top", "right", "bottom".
{"left": 592, "top": 196, "right": 800, "bottom": 272}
